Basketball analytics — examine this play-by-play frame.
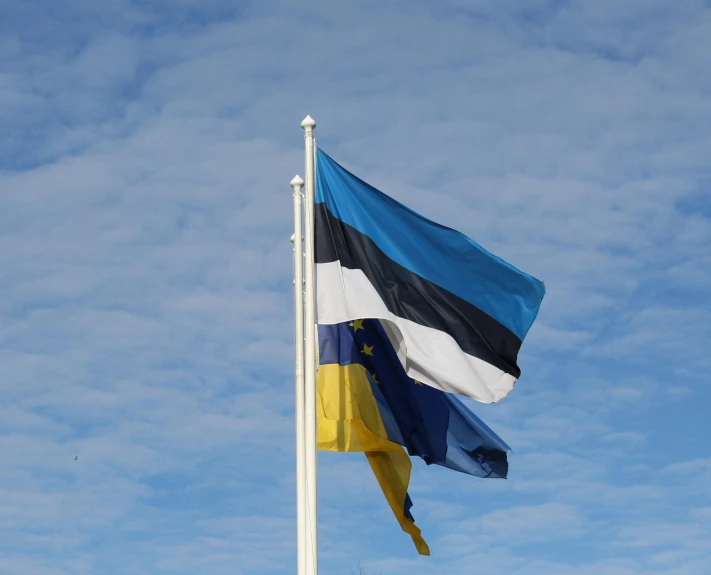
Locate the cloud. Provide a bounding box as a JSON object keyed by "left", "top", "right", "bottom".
{"left": 1, "top": 0, "right": 710, "bottom": 574}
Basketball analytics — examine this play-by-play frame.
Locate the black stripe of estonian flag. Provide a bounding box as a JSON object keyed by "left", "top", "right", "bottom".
{"left": 315, "top": 203, "right": 523, "bottom": 378}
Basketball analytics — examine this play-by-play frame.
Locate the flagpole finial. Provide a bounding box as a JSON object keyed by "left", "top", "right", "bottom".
{"left": 290, "top": 175, "right": 305, "bottom": 188}
{"left": 301, "top": 115, "right": 316, "bottom": 129}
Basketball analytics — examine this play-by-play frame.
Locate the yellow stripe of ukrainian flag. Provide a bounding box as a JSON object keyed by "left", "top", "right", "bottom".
{"left": 317, "top": 362, "right": 430, "bottom": 555}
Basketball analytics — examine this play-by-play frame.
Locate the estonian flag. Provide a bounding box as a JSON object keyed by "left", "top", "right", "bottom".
{"left": 315, "top": 150, "right": 545, "bottom": 404}
{"left": 317, "top": 318, "right": 511, "bottom": 555}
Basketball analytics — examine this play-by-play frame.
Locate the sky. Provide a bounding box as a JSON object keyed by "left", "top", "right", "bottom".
{"left": 1, "top": 1, "right": 710, "bottom": 574}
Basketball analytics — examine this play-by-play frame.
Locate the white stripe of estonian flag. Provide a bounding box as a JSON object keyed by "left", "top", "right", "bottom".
{"left": 316, "top": 262, "right": 517, "bottom": 403}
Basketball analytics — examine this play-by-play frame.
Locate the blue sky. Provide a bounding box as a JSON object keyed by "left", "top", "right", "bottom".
{"left": 1, "top": 1, "right": 710, "bottom": 574}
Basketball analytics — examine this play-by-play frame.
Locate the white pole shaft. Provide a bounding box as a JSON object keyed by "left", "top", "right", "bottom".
{"left": 290, "top": 175, "right": 306, "bottom": 575}
{"left": 301, "top": 115, "right": 318, "bottom": 575}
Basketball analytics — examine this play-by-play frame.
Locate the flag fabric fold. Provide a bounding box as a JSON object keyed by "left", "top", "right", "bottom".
{"left": 315, "top": 149, "right": 545, "bottom": 403}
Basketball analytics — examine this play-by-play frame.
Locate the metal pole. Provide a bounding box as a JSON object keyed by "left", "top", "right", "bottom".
{"left": 301, "top": 115, "right": 318, "bottom": 575}
{"left": 290, "top": 175, "right": 306, "bottom": 575}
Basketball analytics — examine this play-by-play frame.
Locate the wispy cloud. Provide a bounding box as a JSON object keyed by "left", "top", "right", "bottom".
{"left": 1, "top": 1, "right": 710, "bottom": 574}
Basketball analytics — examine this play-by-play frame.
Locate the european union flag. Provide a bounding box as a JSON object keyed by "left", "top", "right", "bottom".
{"left": 317, "top": 318, "right": 510, "bottom": 554}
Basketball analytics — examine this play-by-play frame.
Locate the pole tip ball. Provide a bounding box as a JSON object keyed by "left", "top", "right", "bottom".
{"left": 301, "top": 115, "right": 316, "bottom": 129}
{"left": 290, "top": 175, "right": 304, "bottom": 188}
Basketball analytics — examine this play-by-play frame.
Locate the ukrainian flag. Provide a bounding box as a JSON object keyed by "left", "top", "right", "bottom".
{"left": 317, "top": 318, "right": 511, "bottom": 554}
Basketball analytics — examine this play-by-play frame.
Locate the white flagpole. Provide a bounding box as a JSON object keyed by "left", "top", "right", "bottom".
{"left": 301, "top": 115, "right": 318, "bottom": 575}
{"left": 290, "top": 174, "right": 306, "bottom": 575}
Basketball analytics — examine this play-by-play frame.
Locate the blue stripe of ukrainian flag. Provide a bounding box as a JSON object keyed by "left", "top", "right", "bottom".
{"left": 317, "top": 318, "right": 511, "bottom": 554}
